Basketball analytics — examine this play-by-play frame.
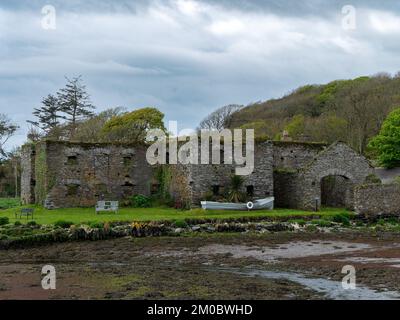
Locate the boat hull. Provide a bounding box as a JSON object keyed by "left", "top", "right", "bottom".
{"left": 201, "top": 197, "right": 274, "bottom": 211}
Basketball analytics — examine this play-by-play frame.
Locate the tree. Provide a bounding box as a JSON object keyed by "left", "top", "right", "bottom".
{"left": 368, "top": 107, "right": 400, "bottom": 168}
{"left": 285, "top": 114, "right": 305, "bottom": 140}
{"left": 198, "top": 104, "right": 243, "bottom": 131}
{"left": 27, "top": 94, "right": 63, "bottom": 133}
{"left": 0, "top": 148, "right": 21, "bottom": 197}
{"left": 57, "top": 76, "right": 95, "bottom": 129}
{"left": 26, "top": 125, "right": 43, "bottom": 143}
{"left": 102, "top": 107, "right": 166, "bottom": 143}
{"left": 73, "top": 107, "right": 125, "bottom": 142}
{"left": 305, "top": 115, "right": 348, "bottom": 143}
{"left": 0, "top": 114, "right": 18, "bottom": 158}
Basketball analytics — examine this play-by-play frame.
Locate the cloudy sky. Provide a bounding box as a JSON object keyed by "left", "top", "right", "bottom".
{"left": 1, "top": 0, "right": 400, "bottom": 150}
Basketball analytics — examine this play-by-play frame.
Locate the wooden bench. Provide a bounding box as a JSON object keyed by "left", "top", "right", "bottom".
{"left": 15, "top": 208, "right": 34, "bottom": 220}
{"left": 95, "top": 201, "right": 119, "bottom": 214}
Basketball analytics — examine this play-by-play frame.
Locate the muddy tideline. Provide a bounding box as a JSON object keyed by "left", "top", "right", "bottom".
{"left": 1, "top": 228, "right": 400, "bottom": 300}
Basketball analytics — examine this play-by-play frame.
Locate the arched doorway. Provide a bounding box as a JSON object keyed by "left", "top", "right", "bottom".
{"left": 320, "top": 175, "right": 354, "bottom": 209}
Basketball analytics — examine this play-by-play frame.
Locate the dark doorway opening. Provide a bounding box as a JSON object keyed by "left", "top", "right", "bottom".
{"left": 320, "top": 175, "right": 354, "bottom": 209}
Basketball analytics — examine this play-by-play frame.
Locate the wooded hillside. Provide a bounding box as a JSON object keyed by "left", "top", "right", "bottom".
{"left": 229, "top": 73, "right": 400, "bottom": 155}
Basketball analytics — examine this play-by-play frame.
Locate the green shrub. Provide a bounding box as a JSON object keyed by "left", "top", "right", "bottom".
{"left": 305, "top": 224, "right": 318, "bottom": 232}
{"left": 14, "top": 221, "right": 22, "bottom": 226}
{"left": 386, "top": 217, "right": 400, "bottom": 225}
{"left": 0, "top": 198, "right": 20, "bottom": 210}
{"left": 0, "top": 217, "right": 9, "bottom": 226}
{"left": 174, "top": 220, "right": 188, "bottom": 228}
{"left": 89, "top": 222, "right": 104, "bottom": 229}
{"left": 131, "top": 195, "right": 152, "bottom": 208}
{"left": 376, "top": 219, "right": 386, "bottom": 226}
{"left": 331, "top": 213, "right": 351, "bottom": 226}
{"left": 27, "top": 221, "right": 38, "bottom": 227}
{"left": 54, "top": 220, "right": 74, "bottom": 228}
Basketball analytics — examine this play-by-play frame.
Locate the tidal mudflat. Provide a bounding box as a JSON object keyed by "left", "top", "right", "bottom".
{"left": 1, "top": 232, "right": 400, "bottom": 300}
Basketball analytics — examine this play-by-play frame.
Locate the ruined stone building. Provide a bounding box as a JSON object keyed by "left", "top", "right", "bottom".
{"left": 21, "top": 139, "right": 374, "bottom": 211}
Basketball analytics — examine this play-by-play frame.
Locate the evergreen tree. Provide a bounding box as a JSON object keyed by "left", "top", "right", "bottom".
{"left": 57, "top": 76, "right": 95, "bottom": 127}
{"left": 0, "top": 114, "right": 18, "bottom": 158}
{"left": 27, "top": 94, "right": 63, "bottom": 133}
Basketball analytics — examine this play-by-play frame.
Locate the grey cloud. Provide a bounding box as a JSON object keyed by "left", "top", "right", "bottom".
{"left": 1, "top": 0, "right": 400, "bottom": 150}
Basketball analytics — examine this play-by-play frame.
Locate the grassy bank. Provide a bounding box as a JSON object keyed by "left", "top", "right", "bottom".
{"left": 0, "top": 198, "right": 21, "bottom": 210}
{"left": 0, "top": 205, "right": 350, "bottom": 225}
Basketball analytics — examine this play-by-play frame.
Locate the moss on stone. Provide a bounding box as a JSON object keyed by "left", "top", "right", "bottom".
{"left": 274, "top": 168, "right": 298, "bottom": 174}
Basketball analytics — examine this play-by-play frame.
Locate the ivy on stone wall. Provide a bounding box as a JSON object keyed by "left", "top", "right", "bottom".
{"left": 34, "top": 142, "right": 56, "bottom": 206}
{"left": 34, "top": 144, "right": 47, "bottom": 205}
{"left": 154, "top": 165, "right": 172, "bottom": 204}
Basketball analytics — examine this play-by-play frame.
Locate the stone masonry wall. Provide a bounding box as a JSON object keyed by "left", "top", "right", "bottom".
{"left": 355, "top": 184, "right": 400, "bottom": 216}
{"left": 295, "top": 142, "right": 374, "bottom": 210}
{"left": 20, "top": 144, "right": 36, "bottom": 205}
{"left": 186, "top": 140, "right": 274, "bottom": 205}
{"left": 21, "top": 139, "right": 380, "bottom": 211}
{"left": 169, "top": 163, "right": 192, "bottom": 207}
{"left": 37, "top": 141, "right": 153, "bottom": 208}
{"left": 272, "top": 141, "right": 327, "bottom": 170}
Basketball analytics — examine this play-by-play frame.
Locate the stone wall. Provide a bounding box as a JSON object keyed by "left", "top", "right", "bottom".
{"left": 179, "top": 140, "right": 274, "bottom": 205}
{"left": 20, "top": 144, "right": 36, "bottom": 205}
{"left": 168, "top": 163, "right": 192, "bottom": 207}
{"left": 275, "top": 142, "right": 374, "bottom": 211}
{"left": 355, "top": 184, "right": 400, "bottom": 216}
{"left": 20, "top": 139, "right": 379, "bottom": 211}
{"left": 33, "top": 141, "right": 154, "bottom": 208}
{"left": 272, "top": 141, "right": 326, "bottom": 170}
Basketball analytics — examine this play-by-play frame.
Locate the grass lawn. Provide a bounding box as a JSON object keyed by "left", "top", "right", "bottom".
{"left": 0, "top": 204, "right": 351, "bottom": 225}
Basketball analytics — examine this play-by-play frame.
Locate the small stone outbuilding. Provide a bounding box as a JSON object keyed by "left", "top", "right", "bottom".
{"left": 273, "top": 142, "right": 374, "bottom": 211}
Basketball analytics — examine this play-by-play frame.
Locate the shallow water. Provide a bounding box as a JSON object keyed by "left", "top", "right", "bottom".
{"left": 230, "top": 269, "right": 400, "bottom": 300}
{"left": 336, "top": 257, "right": 400, "bottom": 268}
{"left": 199, "top": 241, "right": 372, "bottom": 261}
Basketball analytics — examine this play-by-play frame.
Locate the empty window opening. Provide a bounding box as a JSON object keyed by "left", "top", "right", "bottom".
{"left": 246, "top": 185, "right": 254, "bottom": 197}
{"left": 66, "top": 184, "right": 79, "bottom": 196}
{"left": 67, "top": 156, "right": 78, "bottom": 165}
{"left": 123, "top": 156, "right": 133, "bottom": 166}
{"left": 151, "top": 183, "right": 161, "bottom": 195}
{"left": 220, "top": 150, "right": 225, "bottom": 164}
{"left": 212, "top": 185, "right": 220, "bottom": 196}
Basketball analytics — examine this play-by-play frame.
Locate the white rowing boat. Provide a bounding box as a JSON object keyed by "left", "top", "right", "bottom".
{"left": 201, "top": 197, "right": 274, "bottom": 211}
